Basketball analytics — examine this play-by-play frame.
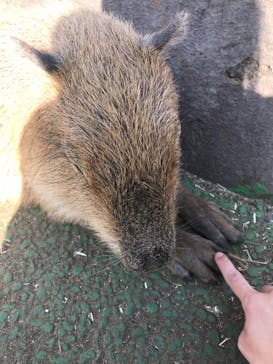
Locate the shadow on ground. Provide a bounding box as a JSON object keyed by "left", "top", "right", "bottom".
{"left": 1, "top": 174, "right": 273, "bottom": 363}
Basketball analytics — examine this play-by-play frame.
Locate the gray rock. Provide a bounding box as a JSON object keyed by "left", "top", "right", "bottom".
{"left": 103, "top": 0, "right": 273, "bottom": 191}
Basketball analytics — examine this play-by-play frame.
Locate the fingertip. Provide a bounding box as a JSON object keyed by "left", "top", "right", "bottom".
{"left": 214, "top": 252, "right": 234, "bottom": 281}
{"left": 214, "top": 252, "right": 225, "bottom": 262}
{"left": 214, "top": 254, "right": 255, "bottom": 301}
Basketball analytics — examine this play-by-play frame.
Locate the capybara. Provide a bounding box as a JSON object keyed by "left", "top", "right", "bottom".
{"left": 0, "top": 1, "right": 241, "bottom": 281}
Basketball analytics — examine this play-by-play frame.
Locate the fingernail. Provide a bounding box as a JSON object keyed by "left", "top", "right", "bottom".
{"left": 215, "top": 252, "right": 224, "bottom": 259}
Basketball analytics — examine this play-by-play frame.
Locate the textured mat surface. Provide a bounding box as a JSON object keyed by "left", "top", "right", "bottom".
{"left": 1, "top": 174, "right": 273, "bottom": 364}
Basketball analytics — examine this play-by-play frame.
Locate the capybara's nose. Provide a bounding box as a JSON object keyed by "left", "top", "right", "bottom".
{"left": 136, "top": 245, "right": 171, "bottom": 271}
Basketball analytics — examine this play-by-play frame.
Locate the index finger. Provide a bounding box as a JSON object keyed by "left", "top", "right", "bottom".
{"left": 215, "top": 252, "right": 256, "bottom": 302}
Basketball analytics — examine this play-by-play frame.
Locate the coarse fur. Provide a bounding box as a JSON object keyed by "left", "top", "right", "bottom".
{"left": 0, "top": 2, "right": 188, "bottom": 270}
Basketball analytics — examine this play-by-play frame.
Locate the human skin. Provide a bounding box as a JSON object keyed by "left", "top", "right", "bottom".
{"left": 215, "top": 252, "right": 273, "bottom": 364}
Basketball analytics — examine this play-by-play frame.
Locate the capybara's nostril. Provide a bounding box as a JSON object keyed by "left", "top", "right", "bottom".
{"left": 153, "top": 245, "right": 170, "bottom": 266}
{"left": 138, "top": 246, "right": 170, "bottom": 271}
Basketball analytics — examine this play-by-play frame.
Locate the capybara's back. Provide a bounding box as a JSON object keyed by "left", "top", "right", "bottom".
{"left": 0, "top": 1, "right": 188, "bottom": 269}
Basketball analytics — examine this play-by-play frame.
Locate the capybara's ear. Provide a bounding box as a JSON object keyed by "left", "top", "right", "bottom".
{"left": 141, "top": 11, "right": 188, "bottom": 52}
{"left": 11, "top": 37, "right": 62, "bottom": 73}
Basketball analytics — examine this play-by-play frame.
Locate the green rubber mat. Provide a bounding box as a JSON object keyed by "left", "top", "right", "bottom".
{"left": 1, "top": 174, "right": 273, "bottom": 363}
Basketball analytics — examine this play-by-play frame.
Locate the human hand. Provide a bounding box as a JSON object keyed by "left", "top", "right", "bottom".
{"left": 215, "top": 252, "right": 273, "bottom": 364}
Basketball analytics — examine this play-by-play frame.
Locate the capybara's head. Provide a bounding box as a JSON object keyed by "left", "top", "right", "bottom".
{"left": 17, "top": 10, "right": 188, "bottom": 271}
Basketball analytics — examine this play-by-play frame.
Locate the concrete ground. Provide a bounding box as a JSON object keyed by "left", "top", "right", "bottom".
{"left": 1, "top": 173, "right": 272, "bottom": 364}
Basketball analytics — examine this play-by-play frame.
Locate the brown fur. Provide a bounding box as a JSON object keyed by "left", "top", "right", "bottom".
{"left": 0, "top": 3, "right": 187, "bottom": 270}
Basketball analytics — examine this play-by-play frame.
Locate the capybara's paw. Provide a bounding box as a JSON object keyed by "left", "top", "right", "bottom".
{"left": 176, "top": 187, "right": 243, "bottom": 250}
{"left": 167, "top": 229, "right": 220, "bottom": 282}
